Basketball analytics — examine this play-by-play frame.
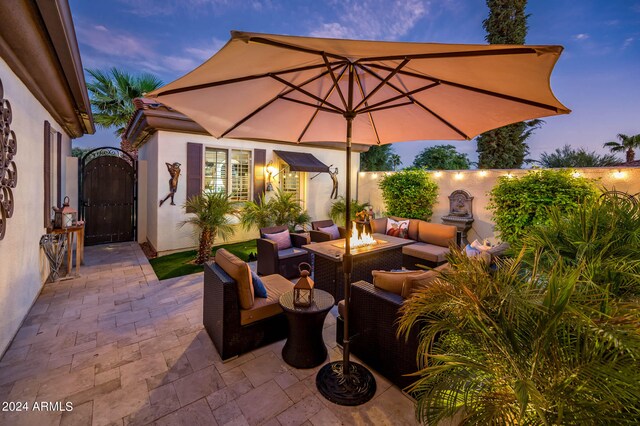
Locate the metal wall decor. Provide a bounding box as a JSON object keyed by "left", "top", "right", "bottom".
{"left": 160, "top": 162, "right": 181, "bottom": 206}
{"left": 40, "top": 234, "right": 67, "bottom": 282}
{"left": 0, "top": 78, "right": 18, "bottom": 241}
{"left": 329, "top": 167, "right": 338, "bottom": 199}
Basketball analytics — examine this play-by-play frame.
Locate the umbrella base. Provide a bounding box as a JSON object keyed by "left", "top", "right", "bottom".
{"left": 316, "top": 361, "right": 376, "bottom": 406}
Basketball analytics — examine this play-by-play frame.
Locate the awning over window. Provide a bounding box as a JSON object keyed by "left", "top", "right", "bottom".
{"left": 273, "top": 150, "right": 330, "bottom": 173}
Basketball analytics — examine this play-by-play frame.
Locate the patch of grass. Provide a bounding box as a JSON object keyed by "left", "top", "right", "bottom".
{"left": 149, "top": 240, "right": 257, "bottom": 280}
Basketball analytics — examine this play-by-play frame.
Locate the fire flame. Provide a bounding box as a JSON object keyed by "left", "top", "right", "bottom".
{"left": 349, "top": 222, "right": 377, "bottom": 248}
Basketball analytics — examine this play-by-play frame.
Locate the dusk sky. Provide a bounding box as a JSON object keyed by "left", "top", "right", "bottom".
{"left": 70, "top": 0, "right": 640, "bottom": 167}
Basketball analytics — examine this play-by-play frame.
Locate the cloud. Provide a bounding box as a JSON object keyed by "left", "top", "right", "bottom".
{"left": 309, "top": 0, "right": 428, "bottom": 40}
{"left": 117, "top": 0, "right": 273, "bottom": 17}
{"left": 622, "top": 37, "right": 634, "bottom": 49}
{"left": 572, "top": 33, "right": 589, "bottom": 41}
{"left": 75, "top": 20, "right": 222, "bottom": 79}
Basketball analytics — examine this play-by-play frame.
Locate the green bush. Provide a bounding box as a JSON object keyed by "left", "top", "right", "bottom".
{"left": 488, "top": 169, "right": 597, "bottom": 243}
{"left": 378, "top": 169, "right": 438, "bottom": 220}
{"left": 328, "top": 197, "right": 371, "bottom": 224}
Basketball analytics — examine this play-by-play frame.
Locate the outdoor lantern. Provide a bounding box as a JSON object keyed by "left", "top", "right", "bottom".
{"left": 293, "top": 262, "right": 314, "bottom": 307}
{"left": 53, "top": 196, "right": 77, "bottom": 229}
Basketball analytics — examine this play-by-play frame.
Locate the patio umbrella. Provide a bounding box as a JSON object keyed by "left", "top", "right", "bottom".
{"left": 148, "top": 31, "right": 569, "bottom": 405}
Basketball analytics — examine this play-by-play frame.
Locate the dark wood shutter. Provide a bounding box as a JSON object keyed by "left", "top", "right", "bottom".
{"left": 56, "top": 132, "right": 62, "bottom": 206}
{"left": 43, "top": 121, "right": 51, "bottom": 227}
{"left": 186, "top": 142, "right": 203, "bottom": 213}
{"left": 253, "top": 149, "right": 266, "bottom": 202}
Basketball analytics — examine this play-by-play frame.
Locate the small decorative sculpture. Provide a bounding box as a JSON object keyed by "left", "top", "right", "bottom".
{"left": 160, "top": 162, "right": 181, "bottom": 207}
{"left": 329, "top": 167, "right": 338, "bottom": 200}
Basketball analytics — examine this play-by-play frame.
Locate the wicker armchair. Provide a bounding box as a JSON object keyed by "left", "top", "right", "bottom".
{"left": 257, "top": 225, "right": 310, "bottom": 278}
{"left": 203, "top": 261, "right": 289, "bottom": 361}
{"left": 336, "top": 281, "right": 420, "bottom": 391}
{"left": 309, "top": 220, "right": 346, "bottom": 242}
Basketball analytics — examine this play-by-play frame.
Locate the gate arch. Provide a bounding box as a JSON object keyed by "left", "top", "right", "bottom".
{"left": 79, "top": 147, "right": 137, "bottom": 245}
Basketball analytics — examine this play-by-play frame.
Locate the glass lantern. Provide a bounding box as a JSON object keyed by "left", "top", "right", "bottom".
{"left": 53, "top": 196, "right": 77, "bottom": 229}
{"left": 293, "top": 262, "right": 314, "bottom": 307}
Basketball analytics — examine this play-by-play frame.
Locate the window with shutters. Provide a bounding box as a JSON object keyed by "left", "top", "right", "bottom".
{"left": 204, "top": 147, "right": 252, "bottom": 201}
{"left": 277, "top": 159, "right": 304, "bottom": 202}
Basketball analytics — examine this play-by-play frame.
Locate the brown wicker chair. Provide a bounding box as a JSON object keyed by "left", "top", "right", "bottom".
{"left": 203, "top": 261, "right": 289, "bottom": 361}
{"left": 257, "top": 225, "right": 310, "bottom": 278}
{"left": 309, "top": 220, "right": 346, "bottom": 243}
{"left": 336, "top": 281, "right": 420, "bottom": 391}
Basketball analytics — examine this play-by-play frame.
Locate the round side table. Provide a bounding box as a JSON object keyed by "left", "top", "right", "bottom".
{"left": 279, "top": 289, "right": 334, "bottom": 369}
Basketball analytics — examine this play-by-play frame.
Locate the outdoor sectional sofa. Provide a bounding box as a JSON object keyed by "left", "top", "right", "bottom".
{"left": 370, "top": 217, "right": 458, "bottom": 269}
{"left": 204, "top": 249, "right": 294, "bottom": 360}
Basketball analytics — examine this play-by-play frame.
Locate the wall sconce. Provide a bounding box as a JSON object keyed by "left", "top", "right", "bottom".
{"left": 265, "top": 161, "right": 277, "bottom": 191}
{"left": 478, "top": 170, "right": 488, "bottom": 177}
{"left": 433, "top": 171, "right": 443, "bottom": 178}
{"left": 613, "top": 170, "right": 626, "bottom": 179}
{"left": 371, "top": 173, "right": 378, "bottom": 179}
{"left": 454, "top": 172, "right": 463, "bottom": 180}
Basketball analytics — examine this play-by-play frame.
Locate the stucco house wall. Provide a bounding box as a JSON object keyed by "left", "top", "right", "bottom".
{"left": 358, "top": 167, "right": 640, "bottom": 243}
{"left": 0, "top": 58, "right": 74, "bottom": 355}
{"left": 139, "top": 130, "right": 361, "bottom": 255}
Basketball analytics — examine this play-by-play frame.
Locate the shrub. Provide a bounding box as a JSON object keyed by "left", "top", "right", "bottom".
{"left": 378, "top": 169, "right": 438, "bottom": 220}
{"left": 399, "top": 250, "right": 640, "bottom": 425}
{"left": 328, "top": 197, "right": 371, "bottom": 224}
{"left": 488, "top": 169, "right": 597, "bottom": 243}
{"left": 516, "top": 194, "right": 640, "bottom": 298}
{"left": 240, "top": 188, "right": 310, "bottom": 232}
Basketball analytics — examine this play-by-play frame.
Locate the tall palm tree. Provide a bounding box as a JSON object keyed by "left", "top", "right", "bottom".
{"left": 86, "top": 67, "right": 163, "bottom": 136}
{"left": 604, "top": 133, "right": 640, "bottom": 163}
{"left": 180, "top": 191, "right": 239, "bottom": 264}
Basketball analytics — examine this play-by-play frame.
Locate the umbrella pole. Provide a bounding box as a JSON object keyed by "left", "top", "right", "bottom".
{"left": 316, "top": 66, "right": 376, "bottom": 406}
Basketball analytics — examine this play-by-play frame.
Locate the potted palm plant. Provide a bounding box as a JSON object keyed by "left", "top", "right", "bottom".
{"left": 240, "top": 188, "right": 311, "bottom": 232}
{"left": 181, "top": 191, "right": 239, "bottom": 264}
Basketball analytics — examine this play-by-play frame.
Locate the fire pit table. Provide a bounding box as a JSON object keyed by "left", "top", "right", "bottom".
{"left": 302, "top": 233, "right": 414, "bottom": 302}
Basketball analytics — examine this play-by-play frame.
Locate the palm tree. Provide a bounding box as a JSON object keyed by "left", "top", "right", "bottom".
{"left": 180, "top": 191, "right": 239, "bottom": 264}
{"left": 604, "top": 133, "right": 640, "bottom": 163}
{"left": 86, "top": 67, "right": 163, "bottom": 136}
{"left": 398, "top": 251, "right": 640, "bottom": 425}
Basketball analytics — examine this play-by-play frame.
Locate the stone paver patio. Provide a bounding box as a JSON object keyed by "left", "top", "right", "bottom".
{"left": 0, "top": 242, "right": 417, "bottom": 425}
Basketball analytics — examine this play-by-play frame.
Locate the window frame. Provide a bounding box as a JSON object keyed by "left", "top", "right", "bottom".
{"left": 203, "top": 145, "right": 253, "bottom": 201}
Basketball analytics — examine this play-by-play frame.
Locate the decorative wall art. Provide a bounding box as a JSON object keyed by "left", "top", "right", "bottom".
{"left": 159, "top": 162, "right": 181, "bottom": 206}
{"left": 0, "top": 78, "right": 18, "bottom": 241}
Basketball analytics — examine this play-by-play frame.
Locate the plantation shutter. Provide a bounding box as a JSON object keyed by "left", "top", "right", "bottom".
{"left": 43, "top": 121, "right": 51, "bottom": 227}
{"left": 253, "top": 148, "right": 266, "bottom": 202}
{"left": 56, "top": 131, "right": 62, "bottom": 207}
{"left": 186, "top": 142, "right": 203, "bottom": 213}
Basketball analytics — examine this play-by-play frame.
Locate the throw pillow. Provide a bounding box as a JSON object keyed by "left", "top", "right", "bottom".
{"left": 251, "top": 271, "right": 268, "bottom": 298}
{"left": 318, "top": 224, "right": 340, "bottom": 240}
{"left": 372, "top": 269, "right": 424, "bottom": 295}
{"left": 386, "top": 218, "right": 409, "bottom": 238}
{"left": 264, "top": 230, "right": 292, "bottom": 250}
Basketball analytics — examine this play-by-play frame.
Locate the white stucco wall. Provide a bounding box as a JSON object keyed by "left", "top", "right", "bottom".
{"left": 145, "top": 131, "right": 360, "bottom": 255}
{"left": 358, "top": 167, "right": 640, "bottom": 243}
{"left": 0, "top": 57, "right": 73, "bottom": 355}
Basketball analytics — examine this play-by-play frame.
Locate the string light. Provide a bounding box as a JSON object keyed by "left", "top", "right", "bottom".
{"left": 613, "top": 170, "right": 626, "bottom": 179}
{"left": 454, "top": 172, "right": 463, "bottom": 180}
{"left": 571, "top": 171, "right": 582, "bottom": 178}
{"left": 434, "top": 171, "right": 442, "bottom": 178}
{"left": 478, "top": 170, "right": 488, "bottom": 177}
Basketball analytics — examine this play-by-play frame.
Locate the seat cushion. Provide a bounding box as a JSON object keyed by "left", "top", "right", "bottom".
{"left": 403, "top": 242, "right": 450, "bottom": 264}
{"left": 240, "top": 274, "right": 293, "bottom": 325}
{"left": 264, "top": 229, "right": 292, "bottom": 250}
{"left": 418, "top": 222, "right": 457, "bottom": 247}
{"left": 370, "top": 218, "right": 387, "bottom": 234}
{"left": 372, "top": 270, "right": 425, "bottom": 295}
{"left": 318, "top": 224, "right": 340, "bottom": 240}
{"left": 277, "top": 247, "right": 308, "bottom": 259}
{"left": 215, "top": 249, "right": 254, "bottom": 309}
{"left": 402, "top": 263, "right": 450, "bottom": 298}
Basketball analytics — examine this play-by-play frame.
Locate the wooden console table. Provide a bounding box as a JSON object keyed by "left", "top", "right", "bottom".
{"left": 49, "top": 223, "right": 85, "bottom": 277}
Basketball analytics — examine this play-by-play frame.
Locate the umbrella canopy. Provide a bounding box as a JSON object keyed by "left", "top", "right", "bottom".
{"left": 149, "top": 31, "right": 569, "bottom": 145}
{"left": 148, "top": 31, "right": 569, "bottom": 406}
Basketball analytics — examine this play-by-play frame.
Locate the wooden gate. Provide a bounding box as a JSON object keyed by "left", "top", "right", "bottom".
{"left": 80, "top": 147, "right": 136, "bottom": 246}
